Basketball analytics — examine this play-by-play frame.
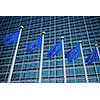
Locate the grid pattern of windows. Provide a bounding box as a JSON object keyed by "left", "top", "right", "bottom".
{"left": 0, "top": 16, "right": 100, "bottom": 83}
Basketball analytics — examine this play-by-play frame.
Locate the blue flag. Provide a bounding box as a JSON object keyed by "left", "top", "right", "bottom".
{"left": 86, "top": 48, "right": 99, "bottom": 64}
{"left": 2, "top": 32, "right": 19, "bottom": 46}
{"left": 48, "top": 41, "right": 62, "bottom": 58}
{"left": 26, "top": 36, "right": 42, "bottom": 53}
{"left": 65, "top": 44, "right": 81, "bottom": 62}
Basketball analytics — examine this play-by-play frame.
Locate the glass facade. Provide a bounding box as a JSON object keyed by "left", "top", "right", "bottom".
{"left": 0, "top": 16, "right": 100, "bottom": 83}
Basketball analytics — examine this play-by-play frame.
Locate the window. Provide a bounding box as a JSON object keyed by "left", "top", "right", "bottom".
{"left": 87, "top": 67, "right": 96, "bottom": 74}
{"left": 42, "top": 70, "right": 49, "bottom": 77}
{"left": 20, "top": 72, "right": 25, "bottom": 78}
{"left": 67, "top": 79, "right": 75, "bottom": 83}
{"left": 75, "top": 68, "right": 84, "bottom": 75}
{"left": 29, "top": 72, "right": 34, "bottom": 78}
{"left": 12, "top": 73, "right": 20, "bottom": 80}
{"left": 97, "top": 67, "right": 100, "bottom": 73}
{"left": 42, "top": 79, "right": 50, "bottom": 83}
{"left": 56, "top": 78, "right": 64, "bottom": 83}
{"left": 0, "top": 74, "right": 5, "bottom": 81}
{"left": 56, "top": 60, "right": 62, "bottom": 66}
{"left": 89, "top": 76, "right": 98, "bottom": 82}
{"left": 50, "top": 60, "right": 55, "bottom": 67}
{"left": 50, "top": 70, "right": 55, "bottom": 77}
{"left": 33, "top": 71, "right": 39, "bottom": 78}
{"left": 25, "top": 72, "right": 30, "bottom": 78}
{"left": 66, "top": 69, "right": 74, "bottom": 76}
{"left": 76, "top": 77, "right": 86, "bottom": 83}
{"left": 43, "top": 61, "right": 48, "bottom": 67}
{"left": 56, "top": 69, "right": 63, "bottom": 76}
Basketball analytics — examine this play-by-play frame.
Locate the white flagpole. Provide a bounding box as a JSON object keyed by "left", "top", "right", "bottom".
{"left": 95, "top": 44, "right": 100, "bottom": 59}
{"left": 61, "top": 37, "right": 67, "bottom": 83}
{"left": 79, "top": 41, "right": 89, "bottom": 83}
{"left": 39, "top": 32, "right": 45, "bottom": 83}
{"left": 7, "top": 26, "right": 24, "bottom": 83}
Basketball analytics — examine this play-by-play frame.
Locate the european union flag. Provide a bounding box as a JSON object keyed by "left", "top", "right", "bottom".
{"left": 2, "top": 32, "right": 19, "bottom": 46}
{"left": 86, "top": 48, "right": 99, "bottom": 64}
{"left": 48, "top": 41, "right": 62, "bottom": 58}
{"left": 65, "top": 44, "right": 81, "bottom": 62}
{"left": 26, "top": 36, "right": 42, "bottom": 53}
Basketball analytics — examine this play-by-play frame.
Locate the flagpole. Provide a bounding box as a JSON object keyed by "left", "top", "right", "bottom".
{"left": 61, "top": 36, "right": 67, "bottom": 83}
{"left": 39, "top": 32, "right": 45, "bottom": 83}
{"left": 95, "top": 44, "right": 100, "bottom": 59}
{"left": 7, "top": 26, "right": 24, "bottom": 83}
{"left": 79, "top": 41, "right": 89, "bottom": 83}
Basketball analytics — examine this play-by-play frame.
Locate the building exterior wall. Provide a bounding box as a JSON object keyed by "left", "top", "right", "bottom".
{"left": 0, "top": 16, "right": 100, "bottom": 83}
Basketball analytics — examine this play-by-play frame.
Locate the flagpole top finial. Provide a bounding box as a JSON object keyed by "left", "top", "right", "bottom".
{"left": 79, "top": 40, "right": 82, "bottom": 43}
{"left": 95, "top": 44, "right": 98, "bottom": 47}
{"left": 42, "top": 32, "right": 45, "bottom": 34}
{"left": 19, "top": 26, "right": 24, "bottom": 30}
{"left": 61, "top": 36, "right": 64, "bottom": 39}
